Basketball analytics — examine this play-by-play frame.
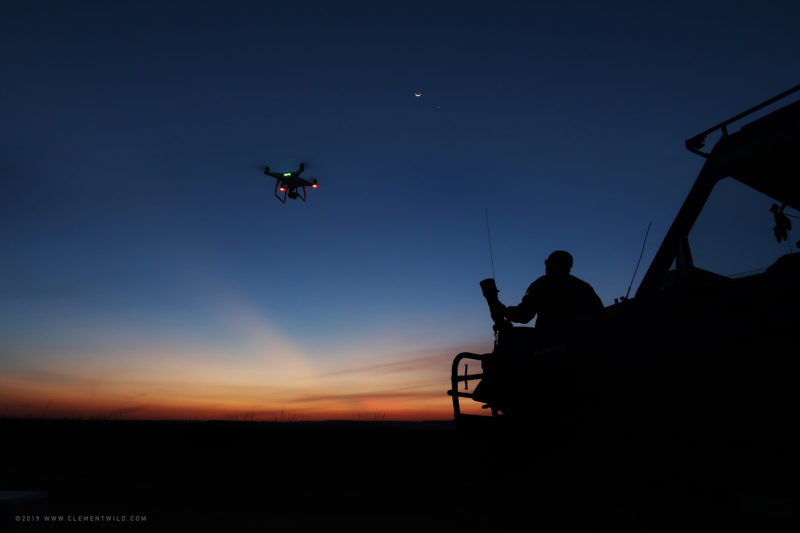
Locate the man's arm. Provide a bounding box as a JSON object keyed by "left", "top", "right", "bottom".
{"left": 505, "top": 283, "right": 538, "bottom": 324}
{"left": 480, "top": 278, "right": 511, "bottom": 332}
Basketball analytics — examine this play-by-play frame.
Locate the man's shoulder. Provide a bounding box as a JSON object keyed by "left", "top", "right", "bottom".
{"left": 568, "top": 274, "right": 595, "bottom": 289}
{"left": 526, "top": 275, "right": 549, "bottom": 291}
{"left": 568, "top": 275, "right": 604, "bottom": 306}
{"left": 528, "top": 274, "right": 598, "bottom": 295}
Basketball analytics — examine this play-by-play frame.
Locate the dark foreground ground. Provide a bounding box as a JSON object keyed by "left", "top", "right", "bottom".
{"left": 0, "top": 417, "right": 633, "bottom": 532}
{"left": 2, "top": 416, "right": 799, "bottom": 532}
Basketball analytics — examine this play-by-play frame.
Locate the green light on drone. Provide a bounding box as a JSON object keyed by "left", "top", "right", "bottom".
{"left": 283, "top": 172, "right": 292, "bottom": 177}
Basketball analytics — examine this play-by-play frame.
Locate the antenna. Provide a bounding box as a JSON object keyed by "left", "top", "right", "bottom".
{"left": 485, "top": 208, "right": 496, "bottom": 279}
{"left": 626, "top": 221, "right": 652, "bottom": 300}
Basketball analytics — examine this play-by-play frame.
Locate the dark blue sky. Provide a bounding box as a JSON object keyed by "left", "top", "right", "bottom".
{"left": 1, "top": 1, "right": 799, "bottom": 419}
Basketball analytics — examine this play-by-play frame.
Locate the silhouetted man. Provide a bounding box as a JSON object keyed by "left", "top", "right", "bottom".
{"left": 503, "top": 250, "right": 603, "bottom": 329}
{"left": 472, "top": 250, "right": 603, "bottom": 410}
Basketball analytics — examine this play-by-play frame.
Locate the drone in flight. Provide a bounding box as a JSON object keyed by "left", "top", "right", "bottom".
{"left": 261, "top": 163, "right": 318, "bottom": 203}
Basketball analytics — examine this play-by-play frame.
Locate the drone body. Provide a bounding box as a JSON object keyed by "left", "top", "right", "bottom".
{"left": 263, "top": 163, "right": 318, "bottom": 203}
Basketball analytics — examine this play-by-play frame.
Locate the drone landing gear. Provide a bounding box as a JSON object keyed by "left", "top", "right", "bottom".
{"left": 274, "top": 181, "right": 287, "bottom": 203}
{"left": 274, "top": 181, "right": 307, "bottom": 203}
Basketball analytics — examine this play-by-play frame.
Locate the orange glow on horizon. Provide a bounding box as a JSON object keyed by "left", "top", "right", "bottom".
{"left": 0, "top": 297, "right": 490, "bottom": 423}
{"left": 0, "top": 349, "right": 465, "bottom": 422}
{"left": 0, "top": 391, "right": 454, "bottom": 422}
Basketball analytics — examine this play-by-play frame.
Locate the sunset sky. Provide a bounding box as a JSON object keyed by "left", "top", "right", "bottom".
{"left": 2, "top": 1, "right": 799, "bottom": 420}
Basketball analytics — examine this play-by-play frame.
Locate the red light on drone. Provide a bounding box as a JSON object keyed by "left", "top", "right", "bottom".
{"left": 312, "top": 183, "right": 318, "bottom": 188}
{"left": 279, "top": 187, "right": 286, "bottom": 192}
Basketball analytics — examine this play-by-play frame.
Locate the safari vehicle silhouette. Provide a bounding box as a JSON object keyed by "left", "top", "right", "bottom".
{"left": 449, "top": 85, "right": 800, "bottom": 529}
